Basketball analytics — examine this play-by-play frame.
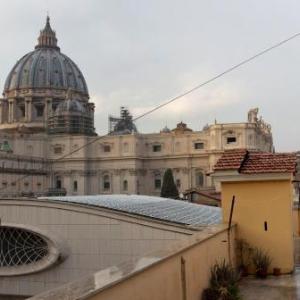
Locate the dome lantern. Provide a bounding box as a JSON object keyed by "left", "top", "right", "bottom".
{"left": 35, "top": 16, "right": 59, "bottom": 50}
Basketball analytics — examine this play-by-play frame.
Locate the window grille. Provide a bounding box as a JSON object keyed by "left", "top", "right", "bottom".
{"left": 0, "top": 227, "right": 48, "bottom": 267}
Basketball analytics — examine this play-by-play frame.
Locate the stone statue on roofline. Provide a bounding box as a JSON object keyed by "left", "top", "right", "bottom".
{"left": 248, "top": 107, "right": 259, "bottom": 123}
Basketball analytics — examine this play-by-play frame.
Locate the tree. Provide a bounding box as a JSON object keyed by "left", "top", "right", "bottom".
{"left": 160, "top": 168, "right": 179, "bottom": 199}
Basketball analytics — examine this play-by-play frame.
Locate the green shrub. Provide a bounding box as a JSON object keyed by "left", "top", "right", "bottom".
{"left": 236, "top": 239, "right": 253, "bottom": 276}
{"left": 202, "top": 260, "right": 241, "bottom": 300}
{"left": 160, "top": 168, "right": 179, "bottom": 199}
{"left": 252, "top": 247, "right": 272, "bottom": 278}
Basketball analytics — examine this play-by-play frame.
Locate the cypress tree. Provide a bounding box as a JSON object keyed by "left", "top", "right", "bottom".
{"left": 160, "top": 168, "right": 179, "bottom": 199}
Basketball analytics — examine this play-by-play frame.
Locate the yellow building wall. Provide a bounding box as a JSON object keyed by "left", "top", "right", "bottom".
{"left": 222, "top": 180, "right": 294, "bottom": 273}
{"left": 293, "top": 208, "right": 299, "bottom": 237}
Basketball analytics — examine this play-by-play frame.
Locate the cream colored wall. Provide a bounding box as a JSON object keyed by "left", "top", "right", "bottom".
{"left": 0, "top": 116, "right": 273, "bottom": 197}
{"left": 222, "top": 180, "right": 294, "bottom": 273}
{"left": 0, "top": 200, "right": 191, "bottom": 297}
{"left": 32, "top": 225, "right": 235, "bottom": 300}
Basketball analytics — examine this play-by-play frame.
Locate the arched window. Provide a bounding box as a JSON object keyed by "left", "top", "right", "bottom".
{"left": 55, "top": 176, "right": 62, "bottom": 189}
{"left": 123, "top": 180, "right": 128, "bottom": 191}
{"left": 195, "top": 171, "right": 204, "bottom": 187}
{"left": 103, "top": 175, "right": 110, "bottom": 190}
{"left": 175, "top": 142, "right": 181, "bottom": 152}
{"left": 154, "top": 174, "right": 162, "bottom": 190}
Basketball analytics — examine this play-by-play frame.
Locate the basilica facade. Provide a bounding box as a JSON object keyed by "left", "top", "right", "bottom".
{"left": 0, "top": 18, "right": 273, "bottom": 198}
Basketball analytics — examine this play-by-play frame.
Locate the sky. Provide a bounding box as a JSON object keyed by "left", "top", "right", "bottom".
{"left": 0, "top": 0, "right": 299, "bottom": 151}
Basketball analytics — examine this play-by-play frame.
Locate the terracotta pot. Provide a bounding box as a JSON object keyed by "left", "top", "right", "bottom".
{"left": 239, "top": 265, "right": 249, "bottom": 277}
{"left": 256, "top": 269, "right": 268, "bottom": 278}
{"left": 273, "top": 268, "right": 281, "bottom": 276}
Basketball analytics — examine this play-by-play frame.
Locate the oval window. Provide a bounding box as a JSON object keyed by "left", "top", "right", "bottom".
{"left": 0, "top": 226, "right": 60, "bottom": 276}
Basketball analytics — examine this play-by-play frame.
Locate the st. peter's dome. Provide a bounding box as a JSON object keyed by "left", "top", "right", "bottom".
{"left": 0, "top": 17, "right": 94, "bottom": 133}
{"left": 3, "top": 17, "right": 88, "bottom": 96}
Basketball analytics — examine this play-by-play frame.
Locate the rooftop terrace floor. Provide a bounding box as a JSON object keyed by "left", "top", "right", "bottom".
{"left": 240, "top": 268, "right": 300, "bottom": 299}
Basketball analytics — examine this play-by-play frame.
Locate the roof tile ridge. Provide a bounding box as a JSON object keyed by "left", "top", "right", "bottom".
{"left": 238, "top": 150, "right": 249, "bottom": 173}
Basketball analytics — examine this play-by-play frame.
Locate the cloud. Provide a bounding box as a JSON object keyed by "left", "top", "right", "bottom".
{"left": 1, "top": 0, "right": 300, "bottom": 150}
{"left": 129, "top": 80, "right": 242, "bottom": 129}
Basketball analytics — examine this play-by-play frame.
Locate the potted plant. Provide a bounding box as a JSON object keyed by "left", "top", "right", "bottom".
{"left": 273, "top": 267, "right": 281, "bottom": 276}
{"left": 252, "top": 247, "right": 272, "bottom": 278}
{"left": 202, "top": 260, "right": 241, "bottom": 300}
{"left": 236, "top": 239, "right": 253, "bottom": 276}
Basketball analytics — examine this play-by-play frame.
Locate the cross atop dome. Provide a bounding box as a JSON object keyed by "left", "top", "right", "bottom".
{"left": 35, "top": 16, "right": 59, "bottom": 50}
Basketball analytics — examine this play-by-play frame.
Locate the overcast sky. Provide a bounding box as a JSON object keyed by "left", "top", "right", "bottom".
{"left": 0, "top": 0, "right": 299, "bottom": 151}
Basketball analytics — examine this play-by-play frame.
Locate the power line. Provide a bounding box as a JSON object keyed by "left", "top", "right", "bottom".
{"left": 1, "top": 30, "right": 300, "bottom": 193}
{"left": 133, "top": 31, "right": 300, "bottom": 121}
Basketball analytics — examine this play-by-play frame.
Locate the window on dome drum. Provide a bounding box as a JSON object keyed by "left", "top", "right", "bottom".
{"left": 194, "top": 142, "right": 204, "bottom": 150}
{"left": 19, "top": 105, "right": 25, "bottom": 117}
{"left": 123, "top": 180, "right": 128, "bottom": 191}
{"left": 52, "top": 103, "right": 58, "bottom": 111}
{"left": 155, "top": 178, "right": 161, "bottom": 189}
{"left": 0, "top": 227, "right": 48, "bottom": 268}
{"left": 35, "top": 105, "right": 44, "bottom": 117}
{"left": 195, "top": 171, "right": 204, "bottom": 187}
{"left": 73, "top": 180, "right": 78, "bottom": 192}
{"left": 103, "top": 145, "right": 111, "bottom": 153}
{"left": 153, "top": 144, "right": 162, "bottom": 152}
{"left": 227, "top": 137, "right": 237, "bottom": 144}
{"left": 103, "top": 175, "right": 110, "bottom": 190}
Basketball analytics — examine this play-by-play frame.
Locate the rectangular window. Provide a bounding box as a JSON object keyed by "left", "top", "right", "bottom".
{"left": 56, "top": 180, "right": 62, "bottom": 189}
{"left": 227, "top": 137, "right": 237, "bottom": 144}
{"left": 103, "top": 145, "right": 111, "bottom": 152}
{"left": 194, "top": 142, "right": 204, "bottom": 150}
{"left": 153, "top": 145, "right": 161, "bottom": 152}
{"left": 176, "top": 179, "right": 181, "bottom": 188}
{"left": 155, "top": 179, "right": 161, "bottom": 189}
{"left": 123, "top": 180, "right": 128, "bottom": 191}
{"left": 104, "top": 181, "right": 110, "bottom": 190}
{"left": 54, "top": 147, "right": 62, "bottom": 154}
{"left": 73, "top": 180, "right": 78, "bottom": 192}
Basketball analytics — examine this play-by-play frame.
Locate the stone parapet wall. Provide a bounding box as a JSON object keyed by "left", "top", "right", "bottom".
{"left": 28, "top": 224, "right": 236, "bottom": 300}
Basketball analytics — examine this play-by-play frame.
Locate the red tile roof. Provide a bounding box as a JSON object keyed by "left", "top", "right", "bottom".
{"left": 214, "top": 149, "right": 297, "bottom": 174}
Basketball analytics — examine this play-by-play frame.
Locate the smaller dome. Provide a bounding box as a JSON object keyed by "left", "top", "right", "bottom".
{"left": 172, "top": 122, "right": 193, "bottom": 134}
{"left": 109, "top": 107, "right": 138, "bottom": 135}
{"left": 47, "top": 91, "right": 95, "bottom": 136}
{"left": 55, "top": 98, "right": 86, "bottom": 115}
{"left": 160, "top": 126, "right": 171, "bottom": 133}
